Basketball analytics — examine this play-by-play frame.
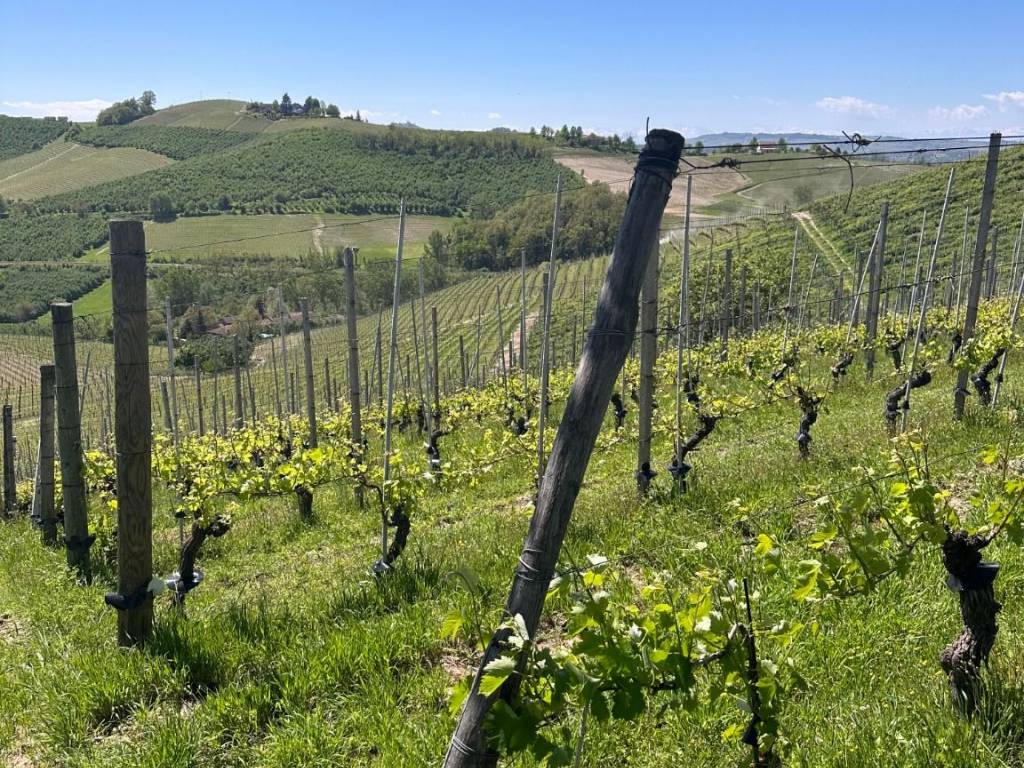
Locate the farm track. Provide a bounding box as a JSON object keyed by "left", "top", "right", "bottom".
{"left": 793, "top": 210, "right": 850, "bottom": 276}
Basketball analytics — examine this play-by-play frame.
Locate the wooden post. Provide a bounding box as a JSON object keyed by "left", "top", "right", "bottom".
{"left": 986, "top": 226, "right": 1000, "bottom": 300}
{"left": 781, "top": 227, "right": 799, "bottom": 358}
{"left": 496, "top": 286, "right": 509, "bottom": 398}
{"left": 270, "top": 326, "right": 283, "bottom": 420}
{"left": 194, "top": 363, "right": 205, "bottom": 436}
{"left": 343, "top": 248, "right": 364, "bottom": 466}
{"left": 245, "top": 365, "right": 257, "bottom": 427}
{"left": 520, "top": 249, "right": 528, "bottom": 395}
{"left": 278, "top": 288, "right": 293, "bottom": 415}
{"left": 109, "top": 219, "right": 153, "bottom": 646}
{"left": 418, "top": 258, "right": 434, "bottom": 435}
{"left": 637, "top": 239, "right": 659, "bottom": 493}
{"left": 232, "top": 335, "right": 244, "bottom": 429}
{"left": 160, "top": 380, "right": 172, "bottom": 432}
{"left": 163, "top": 298, "right": 179, "bottom": 446}
{"left": 443, "top": 129, "right": 683, "bottom": 768}
{"left": 301, "top": 298, "right": 317, "bottom": 447}
{"left": 323, "top": 357, "right": 332, "bottom": 410}
{"left": 738, "top": 263, "right": 747, "bottom": 336}
{"left": 675, "top": 175, "right": 692, "bottom": 477}
{"left": 51, "top": 301, "right": 90, "bottom": 579}
{"left": 955, "top": 134, "right": 1002, "bottom": 419}
{"left": 1, "top": 404, "right": 13, "bottom": 515}
{"left": 37, "top": 365, "right": 56, "bottom": 543}
{"left": 378, "top": 203, "right": 406, "bottom": 565}
{"left": 459, "top": 335, "right": 468, "bottom": 389}
{"left": 864, "top": 202, "right": 889, "bottom": 378}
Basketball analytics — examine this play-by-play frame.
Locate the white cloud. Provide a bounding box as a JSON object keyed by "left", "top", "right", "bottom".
{"left": 983, "top": 91, "right": 1024, "bottom": 110}
{"left": 430, "top": 109, "right": 441, "bottom": 116}
{"left": 487, "top": 111, "right": 501, "bottom": 120}
{"left": 815, "top": 96, "right": 890, "bottom": 118}
{"left": 928, "top": 104, "right": 988, "bottom": 122}
{"left": 1, "top": 98, "right": 112, "bottom": 122}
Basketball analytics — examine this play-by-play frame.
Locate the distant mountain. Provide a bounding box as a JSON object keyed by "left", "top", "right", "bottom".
{"left": 690, "top": 132, "right": 995, "bottom": 162}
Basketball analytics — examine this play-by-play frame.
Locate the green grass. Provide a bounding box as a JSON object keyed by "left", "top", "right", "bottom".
{"left": 698, "top": 153, "right": 924, "bottom": 216}
{"left": 0, "top": 139, "right": 172, "bottom": 200}
{"left": 2, "top": 337, "right": 1024, "bottom": 767}
{"left": 144, "top": 213, "right": 451, "bottom": 263}
{"left": 133, "top": 100, "right": 271, "bottom": 133}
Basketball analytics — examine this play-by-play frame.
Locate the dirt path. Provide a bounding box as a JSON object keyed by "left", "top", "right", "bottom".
{"left": 312, "top": 215, "right": 325, "bottom": 257}
{"left": 792, "top": 211, "right": 851, "bottom": 276}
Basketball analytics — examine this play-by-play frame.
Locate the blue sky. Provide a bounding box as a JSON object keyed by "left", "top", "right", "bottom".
{"left": 2, "top": 1, "right": 1023, "bottom": 138}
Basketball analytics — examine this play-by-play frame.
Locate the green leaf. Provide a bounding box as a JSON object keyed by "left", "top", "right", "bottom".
{"left": 448, "top": 676, "right": 471, "bottom": 715}
{"left": 479, "top": 656, "right": 516, "bottom": 696}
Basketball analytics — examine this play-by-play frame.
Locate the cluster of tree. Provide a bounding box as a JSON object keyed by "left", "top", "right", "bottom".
{"left": 95, "top": 91, "right": 157, "bottom": 126}
{"left": 31, "top": 126, "right": 570, "bottom": 218}
{"left": 175, "top": 333, "right": 256, "bottom": 373}
{"left": 245, "top": 93, "right": 343, "bottom": 120}
{"left": 75, "top": 125, "right": 253, "bottom": 160}
{"left": 425, "top": 182, "right": 627, "bottom": 271}
{"left": 0, "top": 115, "right": 70, "bottom": 161}
{"left": 0, "top": 211, "right": 109, "bottom": 261}
{"left": 0, "top": 263, "right": 106, "bottom": 322}
{"left": 529, "top": 124, "right": 637, "bottom": 154}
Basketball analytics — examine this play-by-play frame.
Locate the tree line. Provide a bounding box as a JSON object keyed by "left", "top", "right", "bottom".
{"left": 245, "top": 92, "right": 343, "bottom": 120}
{"left": 529, "top": 124, "right": 637, "bottom": 154}
{"left": 96, "top": 91, "right": 157, "bottom": 126}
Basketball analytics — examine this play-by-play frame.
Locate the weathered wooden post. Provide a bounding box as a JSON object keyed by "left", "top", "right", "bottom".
{"left": 52, "top": 301, "right": 90, "bottom": 579}
{"left": 343, "top": 248, "right": 364, "bottom": 472}
{"left": 301, "top": 298, "right": 317, "bottom": 447}
{"left": 160, "top": 380, "right": 172, "bottom": 432}
{"left": 107, "top": 220, "right": 153, "bottom": 646}
{"left": 459, "top": 335, "right": 468, "bottom": 389}
{"left": 278, "top": 288, "right": 293, "bottom": 414}
{"left": 443, "top": 129, "right": 683, "bottom": 768}
{"left": 986, "top": 226, "right": 1000, "bottom": 300}
{"left": 721, "top": 247, "right": 733, "bottom": 352}
{"left": 432, "top": 306, "right": 441, "bottom": 421}
{"left": 864, "top": 202, "right": 889, "bottom": 378}
{"left": 38, "top": 365, "right": 57, "bottom": 544}
{"left": 163, "top": 298, "right": 179, "bottom": 446}
{"left": 955, "top": 134, "right": 1002, "bottom": 419}
{"left": 1, "top": 404, "right": 14, "bottom": 515}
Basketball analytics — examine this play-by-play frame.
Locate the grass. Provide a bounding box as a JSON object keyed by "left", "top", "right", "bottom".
{"left": 2, "top": 337, "right": 1023, "bottom": 767}
{"left": 143, "top": 213, "right": 452, "bottom": 263}
{"left": 0, "top": 140, "right": 173, "bottom": 201}
{"left": 697, "top": 153, "right": 924, "bottom": 216}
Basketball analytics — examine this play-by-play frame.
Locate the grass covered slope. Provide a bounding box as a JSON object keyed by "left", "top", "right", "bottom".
{"left": 132, "top": 99, "right": 270, "bottom": 132}
{"left": 811, "top": 145, "right": 1024, "bottom": 268}
{"left": 33, "top": 126, "right": 573, "bottom": 217}
{"left": 0, "top": 140, "right": 173, "bottom": 200}
{"left": 1, "top": 327, "right": 1022, "bottom": 767}
{"left": 0, "top": 115, "right": 70, "bottom": 161}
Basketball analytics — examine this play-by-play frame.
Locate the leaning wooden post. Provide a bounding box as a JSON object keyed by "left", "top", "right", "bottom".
{"left": 1, "top": 404, "right": 14, "bottom": 515}
{"left": 108, "top": 219, "right": 153, "bottom": 646}
{"left": 342, "top": 248, "right": 364, "bottom": 499}
{"left": 864, "top": 201, "right": 889, "bottom": 379}
{"left": 955, "top": 134, "right": 1002, "bottom": 420}
{"left": 300, "top": 298, "right": 317, "bottom": 447}
{"left": 637, "top": 237, "right": 659, "bottom": 494}
{"left": 37, "top": 365, "right": 57, "bottom": 543}
{"left": 51, "top": 301, "right": 90, "bottom": 579}
{"left": 232, "top": 335, "right": 244, "bottom": 430}
{"left": 443, "top": 129, "right": 682, "bottom": 768}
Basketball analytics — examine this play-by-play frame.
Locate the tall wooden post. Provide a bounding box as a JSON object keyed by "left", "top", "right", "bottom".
{"left": 637, "top": 239, "right": 659, "bottom": 493}
{"left": 443, "top": 129, "right": 683, "bottom": 768}
{"left": 722, "top": 247, "right": 733, "bottom": 352}
{"left": 379, "top": 203, "right": 405, "bottom": 565}
{"left": 459, "top": 335, "right": 468, "bottom": 389}
{"left": 520, "top": 249, "right": 527, "bottom": 395}
{"left": 536, "top": 175, "right": 563, "bottom": 481}
{"left": 1, "top": 404, "right": 14, "bottom": 515}
{"left": 109, "top": 220, "right": 153, "bottom": 646}
{"left": 675, "top": 175, "right": 692, "bottom": 477}
{"left": 955, "top": 134, "right": 1002, "bottom": 419}
{"left": 343, "top": 248, "right": 364, "bottom": 465}
{"left": 986, "top": 226, "right": 1000, "bottom": 299}
{"left": 37, "top": 365, "right": 56, "bottom": 544}
{"left": 738, "top": 263, "right": 747, "bottom": 336}
{"left": 51, "top": 301, "right": 90, "bottom": 579}
{"left": 432, "top": 307, "right": 441, "bottom": 420}
{"left": 864, "top": 202, "right": 889, "bottom": 378}
{"left": 300, "top": 298, "right": 317, "bottom": 447}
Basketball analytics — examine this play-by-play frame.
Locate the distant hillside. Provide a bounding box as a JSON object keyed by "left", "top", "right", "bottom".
{"left": 74, "top": 125, "right": 255, "bottom": 160}
{"left": 0, "top": 115, "right": 70, "bottom": 161}
{"left": 693, "top": 131, "right": 995, "bottom": 162}
{"left": 132, "top": 99, "right": 268, "bottom": 132}
{"left": 33, "top": 125, "right": 570, "bottom": 217}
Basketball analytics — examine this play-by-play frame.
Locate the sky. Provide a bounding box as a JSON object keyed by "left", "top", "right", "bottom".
{"left": 2, "top": 1, "right": 1023, "bottom": 140}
